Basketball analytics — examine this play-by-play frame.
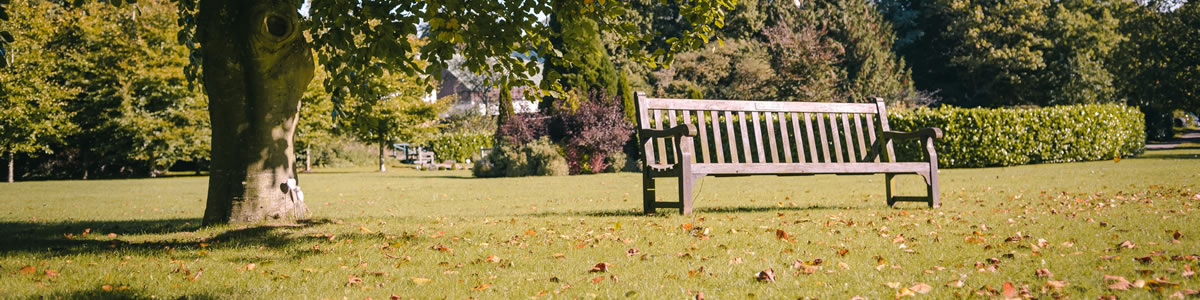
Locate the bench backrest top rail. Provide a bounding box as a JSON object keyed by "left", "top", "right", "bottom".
{"left": 640, "top": 97, "right": 880, "bottom": 114}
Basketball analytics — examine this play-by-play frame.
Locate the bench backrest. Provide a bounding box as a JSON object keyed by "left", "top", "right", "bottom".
{"left": 635, "top": 92, "right": 897, "bottom": 166}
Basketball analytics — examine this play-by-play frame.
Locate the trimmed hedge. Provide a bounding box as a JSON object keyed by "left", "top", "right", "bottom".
{"left": 429, "top": 133, "right": 493, "bottom": 163}
{"left": 889, "top": 104, "right": 1145, "bottom": 168}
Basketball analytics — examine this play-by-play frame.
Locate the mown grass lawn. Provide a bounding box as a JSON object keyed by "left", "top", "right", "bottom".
{"left": 2, "top": 147, "right": 1199, "bottom": 299}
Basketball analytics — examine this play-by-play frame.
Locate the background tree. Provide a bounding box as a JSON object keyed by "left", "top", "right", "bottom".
{"left": 540, "top": 0, "right": 623, "bottom": 113}
{"left": 0, "top": 0, "right": 76, "bottom": 182}
{"left": 1114, "top": 0, "right": 1200, "bottom": 139}
{"left": 297, "top": 63, "right": 336, "bottom": 173}
{"left": 341, "top": 64, "right": 444, "bottom": 173}
{"left": 44, "top": 0, "right": 207, "bottom": 179}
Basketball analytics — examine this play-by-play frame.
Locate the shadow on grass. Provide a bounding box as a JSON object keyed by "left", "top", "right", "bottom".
{"left": 522, "top": 204, "right": 863, "bottom": 218}
{"left": 35, "top": 286, "right": 224, "bottom": 300}
{"left": 0, "top": 218, "right": 352, "bottom": 262}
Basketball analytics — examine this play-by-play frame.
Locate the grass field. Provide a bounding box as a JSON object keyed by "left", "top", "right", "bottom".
{"left": 2, "top": 147, "right": 1199, "bottom": 299}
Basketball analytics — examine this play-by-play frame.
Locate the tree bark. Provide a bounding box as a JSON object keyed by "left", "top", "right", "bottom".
{"left": 6, "top": 150, "right": 13, "bottom": 183}
{"left": 199, "top": 0, "right": 313, "bottom": 225}
{"left": 378, "top": 140, "right": 387, "bottom": 172}
{"left": 304, "top": 146, "right": 312, "bottom": 172}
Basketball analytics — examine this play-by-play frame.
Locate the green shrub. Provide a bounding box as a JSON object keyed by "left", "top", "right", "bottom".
{"left": 472, "top": 137, "right": 569, "bottom": 177}
{"left": 889, "top": 104, "right": 1145, "bottom": 168}
{"left": 430, "top": 133, "right": 493, "bottom": 163}
{"left": 602, "top": 151, "right": 627, "bottom": 173}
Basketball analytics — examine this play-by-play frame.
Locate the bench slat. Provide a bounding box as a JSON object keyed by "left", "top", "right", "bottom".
{"left": 692, "top": 162, "right": 929, "bottom": 175}
{"left": 668, "top": 110, "right": 679, "bottom": 164}
{"left": 710, "top": 111, "right": 725, "bottom": 163}
{"left": 654, "top": 109, "right": 667, "bottom": 165}
{"left": 738, "top": 111, "right": 752, "bottom": 163}
{"left": 791, "top": 113, "right": 806, "bottom": 163}
{"left": 816, "top": 113, "right": 831, "bottom": 163}
{"left": 841, "top": 113, "right": 856, "bottom": 163}
{"left": 854, "top": 114, "right": 868, "bottom": 162}
{"left": 643, "top": 97, "right": 878, "bottom": 114}
{"left": 830, "top": 114, "right": 846, "bottom": 163}
{"left": 778, "top": 112, "right": 792, "bottom": 163}
{"left": 724, "top": 111, "right": 739, "bottom": 163}
{"left": 875, "top": 101, "right": 896, "bottom": 162}
{"left": 805, "top": 113, "right": 820, "bottom": 163}
{"left": 866, "top": 114, "right": 879, "bottom": 162}
{"left": 693, "top": 111, "right": 709, "bottom": 163}
{"left": 751, "top": 112, "right": 765, "bottom": 163}
{"left": 765, "top": 112, "right": 780, "bottom": 163}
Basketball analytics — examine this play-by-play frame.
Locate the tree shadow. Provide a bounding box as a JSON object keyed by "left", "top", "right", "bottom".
{"left": 0, "top": 218, "right": 345, "bottom": 261}
{"left": 34, "top": 286, "right": 225, "bottom": 300}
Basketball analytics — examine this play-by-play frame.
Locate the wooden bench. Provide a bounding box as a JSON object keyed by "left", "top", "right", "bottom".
{"left": 634, "top": 92, "right": 944, "bottom": 214}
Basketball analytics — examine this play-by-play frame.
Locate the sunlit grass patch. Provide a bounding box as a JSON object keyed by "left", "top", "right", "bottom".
{"left": 2, "top": 148, "right": 1199, "bottom": 299}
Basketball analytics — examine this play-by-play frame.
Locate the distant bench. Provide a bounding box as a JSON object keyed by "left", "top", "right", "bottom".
{"left": 634, "top": 92, "right": 944, "bottom": 214}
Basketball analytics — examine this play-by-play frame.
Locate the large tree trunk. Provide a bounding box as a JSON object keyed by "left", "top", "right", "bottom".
{"left": 198, "top": 0, "right": 314, "bottom": 225}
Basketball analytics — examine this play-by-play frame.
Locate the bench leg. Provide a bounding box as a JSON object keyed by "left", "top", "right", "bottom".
{"left": 884, "top": 173, "right": 897, "bottom": 207}
{"left": 679, "top": 174, "right": 695, "bottom": 215}
{"left": 643, "top": 173, "right": 656, "bottom": 214}
{"left": 927, "top": 169, "right": 940, "bottom": 209}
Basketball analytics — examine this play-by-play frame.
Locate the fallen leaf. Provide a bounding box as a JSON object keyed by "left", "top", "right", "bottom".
{"left": 19, "top": 266, "right": 35, "bottom": 275}
{"left": 44, "top": 269, "right": 59, "bottom": 277}
{"left": 837, "top": 248, "right": 850, "bottom": 256}
{"left": 1135, "top": 256, "right": 1154, "bottom": 264}
{"left": 1117, "top": 240, "right": 1137, "bottom": 249}
{"left": 626, "top": 248, "right": 640, "bottom": 257}
{"left": 1035, "top": 268, "right": 1052, "bottom": 278}
{"left": 893, "top": 234, "right": 906, "bottom": 244}
{"left": 945, "top": 280, "right": 964, "bottom": 288}
{"left": 390, "top": 294, "right": 401, "bottom": 300}
{"left": 410, "top": 277, "right": 431, "bottom": 285}
{"left": 910, "top": 283, "right": 932, "bottom": 294}
{"left": 695, "top": 292, "right": 704, "bottom": 300}
{"left": 359, "top": 226, "right": 373, "bottom": 233}
{"left": 101, "top": 285, "right": 113, "bottom": 291}
{"left": 589, "top": 262, "right": 612, "bottom": 273}
{"left": 485, "top": 256, "right": 501, "bottom": 263}
{"left": 688, "top": 266, "right": 706, "bottom": 277}
{"left": 107, "top": 233, "right": 118, "bottom": 238}
{"left": 591, "top": 276, "right": 605, "bottom": 283}
{"left": 431, "top": 244, "right": 452, "bottom": 252}
{"left": 896, "top": 287, "right": 916, "bottom": 298}
{"left": 472, "top": 283, "right": 492, "bottom": 291}
{"left": 245, "top": 263, "right": 257, "bottom": 271}
{"left": 775, "top": 229, "right": 790, "bottom": 241}
{"left": 1105, "top": 275, "right": 1131, "bottom": 290}
{"left": 884, "top": 282, "right": 901, "bottom": 289}
{"left": 1001, "top": 282, "right": 1018, "bottom": 299}
{"left": 755, "top": 268, "right": 775, "bottom": 282}
{"left": 1045, "top": 280, "right": 1068, "bottom": 290}
{"left": 1172, "top": 230, "right": 1182, "bottom": 240}
{"left": 525, "top": 229, "right": 537, "bottom": 236}
{"left": 552, "top": 253, "right": 565, "bottom": 259}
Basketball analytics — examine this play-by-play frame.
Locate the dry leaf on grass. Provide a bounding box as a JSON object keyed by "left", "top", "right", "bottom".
{"left": 755, "top": 268, "right": 775, "bottom": 282}
{"left": 410, "top": 277, "right": 431, "bottom": 285}
{"left": 1001, "top": 282, "right": 1018, "bottom": 299}
{"left": 1035, "top": 268, "right": 1053, "bottom": 277}
{"left": 910, "top": 283, "right": 932, "bottom": 294}
{"left": 589, "top": 262, "right": 612, "bottom": 273}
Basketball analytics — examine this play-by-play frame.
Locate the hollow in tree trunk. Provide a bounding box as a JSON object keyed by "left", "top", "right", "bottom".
{"left": 199, "top": 0, "right": 314, "bottom": 225}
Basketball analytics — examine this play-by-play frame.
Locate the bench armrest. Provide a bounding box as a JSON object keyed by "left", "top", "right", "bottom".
{"left": 640, "top": 124, "right": 698, "bottom": 140}
{"left": 882, "top": 128, "right": 943, "bottom": 141}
